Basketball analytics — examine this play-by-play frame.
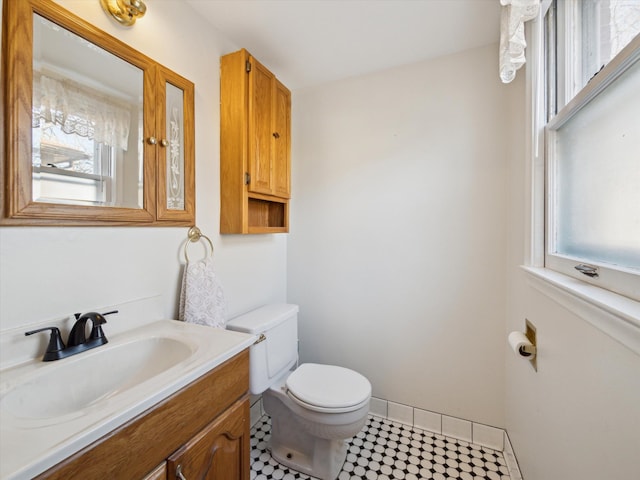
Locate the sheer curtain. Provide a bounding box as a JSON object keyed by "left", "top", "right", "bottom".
{"left": 499, "top": 0, "right": 541, "bottom": 83}
{"left": 32, "top": 73, "right": 132, "bottom": 151}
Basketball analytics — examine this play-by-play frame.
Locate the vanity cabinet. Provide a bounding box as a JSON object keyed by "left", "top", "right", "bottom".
{"left": 220, "top": 49, "right": 291, "bottom": 234}
{"left": 36, "top": 350, "right": 250, "bottom": 480}
{"left": 2, "top": 0, "right": 195, "bottom": 226}
{"left": 167, "top": 397, "right": 249, "bottom": 479}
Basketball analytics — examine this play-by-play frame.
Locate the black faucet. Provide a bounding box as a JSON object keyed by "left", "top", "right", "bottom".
{"left": 25, "top": 310, "right": 117, "bottom": 362}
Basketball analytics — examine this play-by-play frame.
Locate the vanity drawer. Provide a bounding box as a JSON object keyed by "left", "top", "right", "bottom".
{"left": 36, "top": 349, "right": 249, "bottom": 480}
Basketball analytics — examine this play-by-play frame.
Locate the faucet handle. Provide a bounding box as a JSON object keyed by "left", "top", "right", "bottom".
{"left": 89, "top": 314, "right": 107, "bottom": 341}
{"left": 86, "top": 310, "right": 118, "bottom": 341}
{"left": 25, "top": 327, "right": 66, "bottom": 362}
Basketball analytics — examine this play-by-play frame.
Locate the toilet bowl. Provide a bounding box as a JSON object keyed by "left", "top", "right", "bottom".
{"left": 226, "top": 304, "right": 371, "bottom": 480}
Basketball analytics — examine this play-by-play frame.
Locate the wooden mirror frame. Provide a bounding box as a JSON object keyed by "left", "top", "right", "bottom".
{"left": 1, "top": 0, "right": 195, "bottom": 226}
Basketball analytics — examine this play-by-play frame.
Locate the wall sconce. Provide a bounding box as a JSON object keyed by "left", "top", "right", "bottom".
{"left": 100, "top": 0, "right": 147, "bottom": 26}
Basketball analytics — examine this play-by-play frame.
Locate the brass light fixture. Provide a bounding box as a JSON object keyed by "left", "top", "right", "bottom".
{"left": 100, "top": 0, "right": 147, "bottom": 26}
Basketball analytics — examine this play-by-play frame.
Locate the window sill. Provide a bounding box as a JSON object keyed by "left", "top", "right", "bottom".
{"left": 521, "top": 266, "right": 640, "bottom": 356}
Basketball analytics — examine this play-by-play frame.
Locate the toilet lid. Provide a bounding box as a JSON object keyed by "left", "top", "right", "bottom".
{"left": 286, "top": 363, "right": 371, "bottom": 411}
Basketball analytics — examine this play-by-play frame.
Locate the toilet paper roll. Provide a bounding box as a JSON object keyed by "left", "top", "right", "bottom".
{"left": 508, "top": 331, "right": 536, "bottom": 359}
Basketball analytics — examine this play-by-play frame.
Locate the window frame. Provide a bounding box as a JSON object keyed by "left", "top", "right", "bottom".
{"left": 542, "top": 0, "right": 640, "bottom": 302}
{"left": 523, "top": 0, "right": 640, "bottom": 355}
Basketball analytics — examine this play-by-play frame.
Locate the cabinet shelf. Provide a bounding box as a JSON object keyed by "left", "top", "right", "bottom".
{"left": 219, "top": 190, "right": 289, "bottom": 233}
{"left": 248, "top": 197, "right": 288, "bottom": 233}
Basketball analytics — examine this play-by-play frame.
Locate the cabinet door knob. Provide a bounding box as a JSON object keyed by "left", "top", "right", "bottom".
{"left": 272, "top": 132, "right": 280, "bottom": 139}
{"left": 160, "top": 138, "right": 168, "bottom": 147}
{"left": 176, "top": 465, "right": 187, "bottom": 480}
{"left": 147, "top": 136, "right": 157, "bottom": 145}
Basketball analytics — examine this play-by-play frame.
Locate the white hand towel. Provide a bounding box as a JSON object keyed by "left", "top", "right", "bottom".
{"left": 179, "top": 256, "right": 227, "bottom": 328}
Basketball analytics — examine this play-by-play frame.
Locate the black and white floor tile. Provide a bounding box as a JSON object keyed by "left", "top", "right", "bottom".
{"left": 251, "top": 414, "right": 511, "bottom": 480}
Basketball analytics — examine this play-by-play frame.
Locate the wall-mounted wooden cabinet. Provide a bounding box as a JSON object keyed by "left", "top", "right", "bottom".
{"left": 220, "top": 49, "right": 291, "bottom": 234}
{"left": 2, "top": 0, "right": 195, "bottom": 226}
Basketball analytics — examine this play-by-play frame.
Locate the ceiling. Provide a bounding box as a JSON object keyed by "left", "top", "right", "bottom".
{"left": 185, "top": 0, "right": 502, "bottom": 90}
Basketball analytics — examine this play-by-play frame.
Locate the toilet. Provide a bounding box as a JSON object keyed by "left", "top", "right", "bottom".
{"left": 226, "top": 304, "right": 371, "bottom": 480}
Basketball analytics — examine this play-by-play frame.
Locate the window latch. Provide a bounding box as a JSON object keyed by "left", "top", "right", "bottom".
{"left": 575, "top": 263, "right": 599, "bottom": 278}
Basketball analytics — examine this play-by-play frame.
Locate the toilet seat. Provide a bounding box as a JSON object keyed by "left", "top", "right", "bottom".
{"left": 285, "top": 363, "right": 371, "bottom": 413}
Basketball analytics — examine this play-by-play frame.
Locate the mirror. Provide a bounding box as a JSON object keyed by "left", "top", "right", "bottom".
{"left": 2, "top": 0, "right": 195, "bottom": 225}
{"left": 32, "top": 14, "right": 144, "bottom": 209}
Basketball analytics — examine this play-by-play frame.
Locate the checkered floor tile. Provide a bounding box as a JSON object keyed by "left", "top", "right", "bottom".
{"left": 251, "top": 414, "right": 511, "bottom": 479}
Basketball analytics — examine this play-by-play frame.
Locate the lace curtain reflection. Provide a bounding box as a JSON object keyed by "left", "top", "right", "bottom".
{"left": 499, "top": 0, "right": 541, "bottom": 83}
{"left": 32, "top": 73, "right": 131, "bottom": 151}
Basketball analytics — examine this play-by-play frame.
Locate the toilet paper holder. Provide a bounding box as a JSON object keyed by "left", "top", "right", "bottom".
{"left": 508, "top": 320, "right": 538, "bottom": 371}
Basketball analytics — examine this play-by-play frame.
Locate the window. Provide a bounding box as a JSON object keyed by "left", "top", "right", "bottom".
{"left": 31, "top": 71, "right": 141, "bottom": 208}
{"left": 543, "top": 0, "right": 640, "bottom": 301}
{"left": 32, "top": 121, "right": 119, "bottom": 206}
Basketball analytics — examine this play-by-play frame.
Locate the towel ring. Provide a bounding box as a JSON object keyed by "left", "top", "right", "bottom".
{"left": 184, "top": 226, "right": 214, "bottom": 263}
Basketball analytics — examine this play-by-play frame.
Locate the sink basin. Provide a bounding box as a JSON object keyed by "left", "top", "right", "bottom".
{"left": 0, "top": 318, "right": 256, "bottom": 480}
{"left": 2, "top": 337, "right": 192, "bottom": 420}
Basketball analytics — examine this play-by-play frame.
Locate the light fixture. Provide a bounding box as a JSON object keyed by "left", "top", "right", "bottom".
{"left": 100, "top": 0, "right": 147, "bottom": 27}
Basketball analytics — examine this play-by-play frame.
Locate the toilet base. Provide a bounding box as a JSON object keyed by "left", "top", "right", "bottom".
{"left": 263, "top": 391, "right": 357, "bottom": 480}
{"left": 270, "top": 428, "right": 348, "bottom": 480}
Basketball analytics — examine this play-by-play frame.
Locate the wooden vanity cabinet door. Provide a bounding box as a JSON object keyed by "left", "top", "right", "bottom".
{"left": 167, "top": 397, "right": 250, "bottom": 480}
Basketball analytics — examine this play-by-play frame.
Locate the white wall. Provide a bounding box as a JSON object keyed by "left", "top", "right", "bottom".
{"left": 288, "top": 44, "right": 516, "bottom": 428}
{"left": 0, "top": 1, "right": 287, "bottom": 333}
{"left": 505, "top": 282, "right": 640, "bottom": 479}
{"left": 504, "top": 58, "right": 640, "bottom": 480}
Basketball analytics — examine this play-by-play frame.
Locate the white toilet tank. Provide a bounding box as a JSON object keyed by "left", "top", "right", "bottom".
{"left": 226, "top": 304, "right": 299, "bottom": 395}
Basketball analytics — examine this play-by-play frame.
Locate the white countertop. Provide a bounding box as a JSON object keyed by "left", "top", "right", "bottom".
{"left": 0, "top": 320, "right": 255, "bottom": 480}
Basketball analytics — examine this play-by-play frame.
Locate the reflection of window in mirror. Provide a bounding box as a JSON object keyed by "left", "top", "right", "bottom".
{"left": 32, "top": 117, "right": 120, "bottom": 206}
{"left": 31, "top": 13, "right": 144, "bottom": 209}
